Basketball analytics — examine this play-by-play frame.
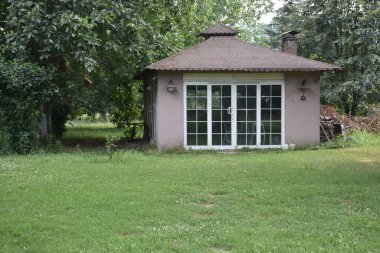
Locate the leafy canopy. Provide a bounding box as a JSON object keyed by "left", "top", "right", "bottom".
{"left": 268, "top": 0, "right": 380, "bottom": 116}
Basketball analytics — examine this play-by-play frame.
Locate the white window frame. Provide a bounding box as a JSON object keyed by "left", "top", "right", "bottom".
{"left": 184, "top": 80, "right": 286, "bottom": 150}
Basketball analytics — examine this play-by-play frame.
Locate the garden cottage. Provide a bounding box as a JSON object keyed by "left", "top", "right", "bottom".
{"left": 136, "top": 24, "right": 342, "bottom": 149}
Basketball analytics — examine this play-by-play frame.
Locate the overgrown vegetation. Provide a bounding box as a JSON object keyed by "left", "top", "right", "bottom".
{"left": 0, "top": 0, "right": 272, "bottom": 154}
{"left": 267, "top": 0, "right": 380, "bottom": 116}
{"left": 0, "top": 58, "right": 55, "bottom": 154}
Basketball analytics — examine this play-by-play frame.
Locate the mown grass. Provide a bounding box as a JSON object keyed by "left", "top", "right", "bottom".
{"left": 1, "top": 133, "right": 380, "bottom": 252}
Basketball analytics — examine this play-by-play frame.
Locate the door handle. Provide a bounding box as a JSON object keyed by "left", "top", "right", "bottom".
{"left": 227, "top": 107, "right": 232, "bottom": 115}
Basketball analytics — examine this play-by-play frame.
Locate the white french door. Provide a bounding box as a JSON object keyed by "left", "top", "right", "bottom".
{"left": 185, "top": 82, "right": 284, "bottom": 149}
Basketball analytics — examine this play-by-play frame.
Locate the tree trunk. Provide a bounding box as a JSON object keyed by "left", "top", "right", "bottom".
{"left": 350, "top": 92, "right": 360, "bottom": 116}
{"left": 341, "top": 95, "right": 350, "bottom": 115}
{"left": 40, "top": 103, "right": 52, "bottom": 144}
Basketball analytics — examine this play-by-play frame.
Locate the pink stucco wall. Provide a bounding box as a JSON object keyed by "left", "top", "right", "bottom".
{"left": 155, "top": 71, "right": 184, "bottom": 149}
{"left": 154, "top": 71, "right": 321, "bottom": 149}
{"left": 285, "top": 72, "right": 320, "bottom": 147}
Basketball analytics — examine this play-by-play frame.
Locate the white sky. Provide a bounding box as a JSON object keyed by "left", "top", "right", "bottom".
{"left": 259, "top": 0, "right": 284, "bottom": 24}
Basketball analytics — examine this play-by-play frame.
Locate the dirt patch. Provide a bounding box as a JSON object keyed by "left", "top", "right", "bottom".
{"left": 194, "top": 202, "right": 214, "bottom": 208}
{"left": 358, "top": 158, "right": 375, "bottom": 163}
{"left": 121, "top": 231, "right": 143, "bottom": 238}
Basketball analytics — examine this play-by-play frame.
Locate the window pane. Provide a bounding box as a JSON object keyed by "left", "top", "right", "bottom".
{"left": 198, "top": 134, "right": 207, "bottom": 145}
{"left": 212, "top": 134, "right": 222, "bottom": 145}
{"left": 272, "top": 97, "right": 281, "bottom": 109}
{"left": 222, "top": 86, "right": 231, "bottom": 97}
{"left": 222, "top": 122, "right": 231, "bottom": 133}
{"left": 222, "top": 134, "right": 231, "bottom": 145}
{"left": 237, "top": 110, "right": 246, "bottom": 121}
{"left": 272, "top": 85, "right": 281, "bottom": 96}
{"left": 237, "top": 122, "right": 246, "bottom": 133}
{"left": 247, "top": 86, "right": 256, "bottom": 96}
{"left": 261, "top": 97, "right": 271, "bottom": 108}
{"left": 247, "top": 134, "right": 256, "bottom": 145}
{"left": 212, "top": 110, "right": 221, "bottom": 121}
{"left": 247, "top": 122, "right": 256, "bottom": 133}
{"left": 212, "top": 122, "right": 221, "bottom": 133}
{"left": 222, "top": 110, "right": 231, "bottom": 121}
{"left": 212, "top": 86, "right": 221, "bottom": 96}
{"left": 261, "top": 86, "right": 271, "bottom": 96}
{"left": 247, "top": 97, "right": 256, "bottom": 109}
{"left": 222, "top": 97, "right": 231, "bottom": 109}
{"left": 237, "top": 86, "right": 246, "bottom": 97}
{"left": 261, "top": 122, "right": 271, "bottom": 134}
{"left": 197, "top": 86, "right": 207, "bottom": 96}
{"left": 187, "top": 134, "right": 196, "bottom": 145}
{"left": 212, "top": 97, "right": 221, "bottom": 109}
{"left": 261, "top": 110, "right": 270, "bottom": 120}
{"left": 272, "top": 110, "right": 281, "bottom": 120}
{"left": 187, "top": 122, "right": 196, "bottom": 133}
{"left": 187, "top": 110, "right": 196, "bottom": 121}
{"left": 271, "top": 134, "right": 281, "bottom": 145}
{"left": 198, "top": 122, "right": 207, "bottom": 133}
{"left": 237, "top": 134, "right": 246, "bottom": 145}
{"left": 261, "top": 134, "right": 271, "bottom": 145}
{"left": 197, "top": 110, "right": 207, "bottom": 121}
{"left": 247, "top": 110, "right": 256, "bottom": 121}
{"left": 271, "top": 122, "right": 281, "bottom": 133}
{"left": 237, "top": 98, "right": 246, "bottom": 109}
{"left": 187, "top": 98, "right": 196, "bottom": 109}
{"left": 197, "top": 98, "right": 207, "bottom": 109}
{"left": 187, "top": 86, "right": 196, "bottom": 96}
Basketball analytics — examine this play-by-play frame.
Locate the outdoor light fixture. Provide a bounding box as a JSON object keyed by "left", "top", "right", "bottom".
{"left": 299, "top": 79, "right": 310, "bottom": 101}
{"left": 166, "top": 79, "right": 176, "bottom": 92}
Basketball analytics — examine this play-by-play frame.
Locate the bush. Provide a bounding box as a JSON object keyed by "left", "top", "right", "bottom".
{"left": 0, "top": 58, "right": 55, "bottom": 154}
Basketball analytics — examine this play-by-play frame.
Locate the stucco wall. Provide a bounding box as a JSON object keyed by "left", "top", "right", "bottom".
{"left": 154, "top": 71, "right": 320, "bottom": 149}
{"left": 285, "top": 72, "right": 320, "bottom": 147}
{"left": 155, "top": 71, "right": 184, "bottom": 149}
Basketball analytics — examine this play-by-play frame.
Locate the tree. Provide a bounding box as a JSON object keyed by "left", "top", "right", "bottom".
{"left": 1, "top": 0, "right": 273, "bottom": 143}
{"left": 268, "top": 0, "right": 380, "bottom": 116}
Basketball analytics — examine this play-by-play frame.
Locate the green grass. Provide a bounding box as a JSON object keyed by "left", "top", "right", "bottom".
{"left": 1, "top": 137, "right": 380, "bottom": 252}
{"left": 62, "top": 121, "right": 125, "bottom": 147}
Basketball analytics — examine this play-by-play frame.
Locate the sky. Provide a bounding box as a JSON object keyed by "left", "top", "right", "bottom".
{"left": 259, "top": 0, "right": 284, "bottom": 24}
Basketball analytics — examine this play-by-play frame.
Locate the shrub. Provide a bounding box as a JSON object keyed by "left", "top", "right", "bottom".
{"left": 0, "top": 58, "right": 55, "bottom": 154}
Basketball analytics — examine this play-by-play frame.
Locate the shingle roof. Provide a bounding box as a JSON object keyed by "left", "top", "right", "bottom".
{"left": 140, "top": 24, "right": 342, "bottom": 74}
{"left": 199, "top": 23, "right": 238, "bottom": 37}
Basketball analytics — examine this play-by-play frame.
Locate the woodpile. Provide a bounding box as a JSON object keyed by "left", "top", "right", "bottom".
{"left": 320, "top": 105, "right": 380, "bottom": 141}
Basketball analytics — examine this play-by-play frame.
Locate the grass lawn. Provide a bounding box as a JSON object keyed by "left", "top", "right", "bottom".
{"left": 1, "top": 134, "right": 380, "bottom": 252}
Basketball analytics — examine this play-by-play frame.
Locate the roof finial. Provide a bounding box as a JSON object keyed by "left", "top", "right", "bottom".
{"left": 199, "top": 23, "right": 238, "bottom": 38}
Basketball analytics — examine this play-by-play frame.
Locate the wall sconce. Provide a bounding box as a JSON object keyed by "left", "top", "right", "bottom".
{"left": 299, "top": 79, "right": 310, "bottom": 101}
{"left": 166, "top": 79, "right": 176, "bottom": 93}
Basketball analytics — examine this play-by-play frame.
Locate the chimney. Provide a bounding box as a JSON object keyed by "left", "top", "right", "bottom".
{"left": 282, "top": 30, "right": 300, "bottom": 55}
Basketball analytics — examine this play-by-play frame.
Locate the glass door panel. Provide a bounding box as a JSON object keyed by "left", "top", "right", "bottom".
{"left": 236, "top": 85, "right": 257, "bottom": 145}
{"left": 186, "top": 85, "right": 208, "bottom": 146}
{"left": 260, "top": 85, "right": 282, "bottom": 145}
{"left": 212, "top": 85, "right": 231, "bottom": 146}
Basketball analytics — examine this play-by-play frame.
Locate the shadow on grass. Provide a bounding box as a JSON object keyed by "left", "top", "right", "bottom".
{"left": 61, "top": 126, "right": 147, "bottom": 150}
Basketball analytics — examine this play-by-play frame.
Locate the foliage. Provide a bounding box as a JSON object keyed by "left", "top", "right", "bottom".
{"left": 1, "top": 142, "right": 380, "bottom": 251}
{"left": 267, "top": 0, "right": 380, "bottom": 116}
{"left": 0, "top": 58, "right": 55, "bottom": 154}
{"left": 0, "top": 0, "right": 273, "bottom": 143}
{"left": 105, "top": 135, "right": 120, "bottom": 160}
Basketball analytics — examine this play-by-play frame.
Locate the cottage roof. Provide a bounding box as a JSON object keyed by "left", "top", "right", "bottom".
{"left": 199, "top": 23, "right": 239, "bottom": 37}
{"left": 139, "top": 24, "right": 342, "bottom": 75}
